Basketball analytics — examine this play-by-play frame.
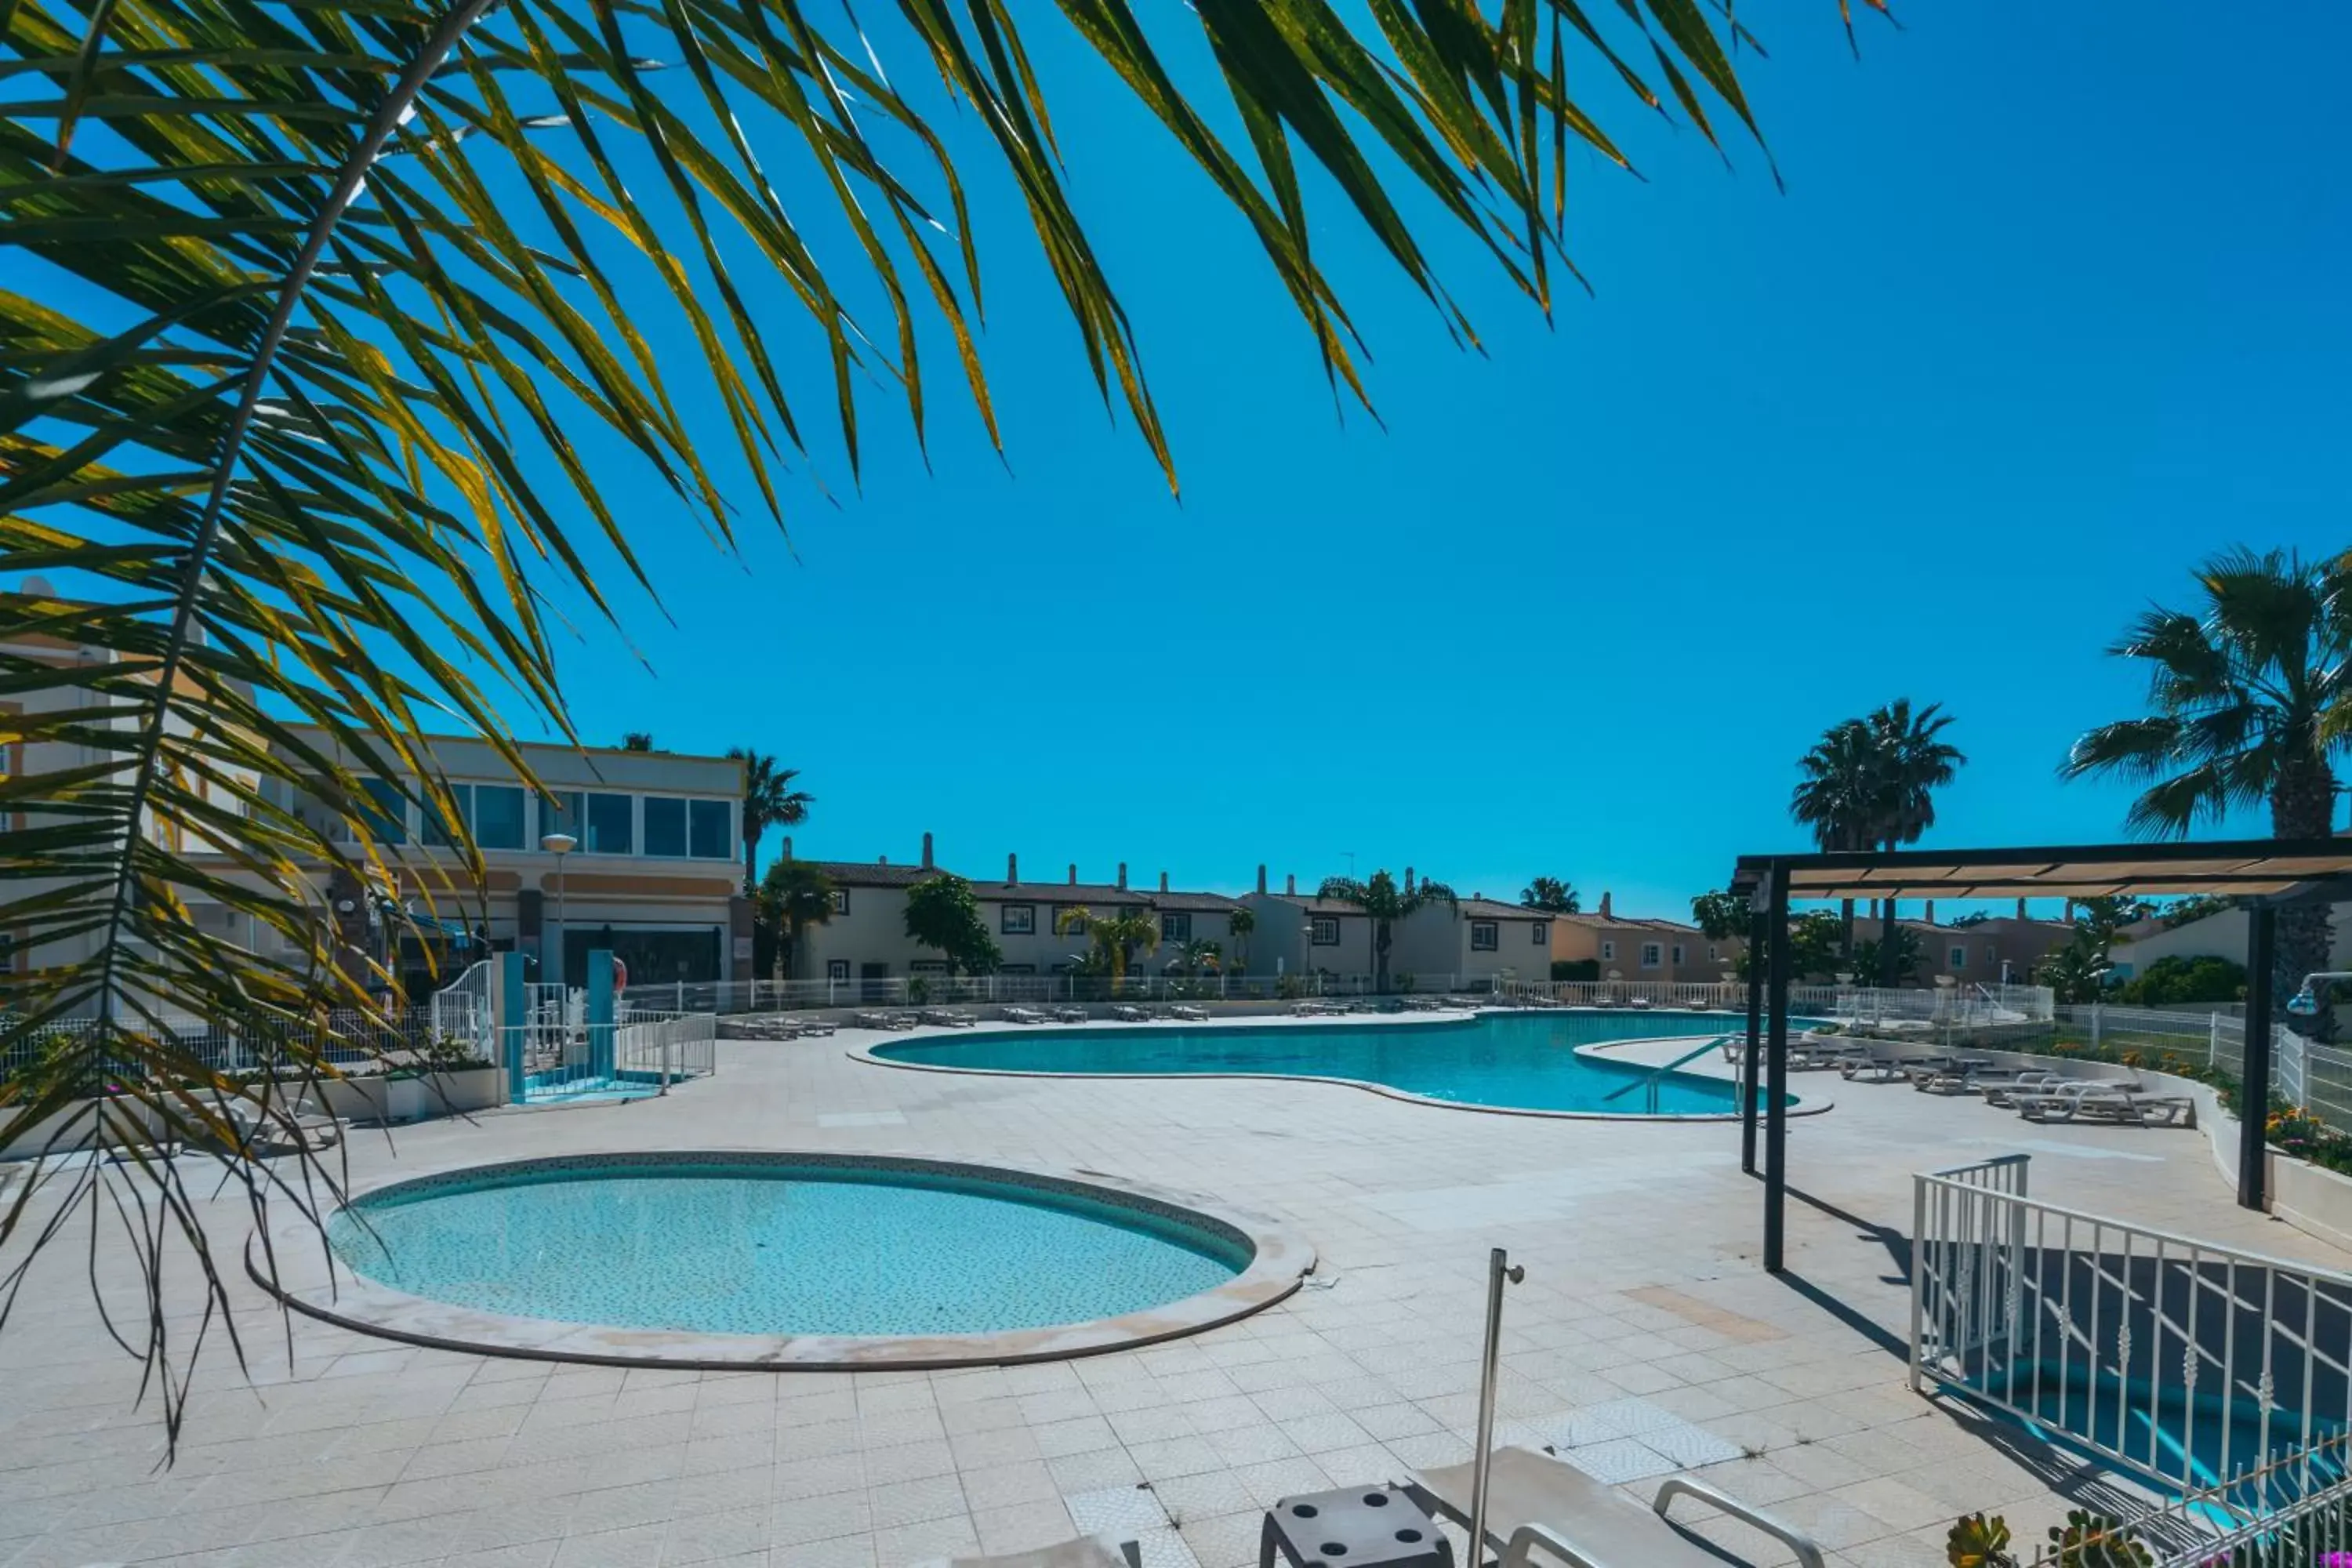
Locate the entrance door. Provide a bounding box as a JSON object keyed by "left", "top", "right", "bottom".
{"left": 859, "top": 962, "right": 889, "bottom": 1003}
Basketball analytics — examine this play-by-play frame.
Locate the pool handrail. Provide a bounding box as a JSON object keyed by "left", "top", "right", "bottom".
{"left": 1599, "top": 1033, "right": 1734, "bottom": 1109}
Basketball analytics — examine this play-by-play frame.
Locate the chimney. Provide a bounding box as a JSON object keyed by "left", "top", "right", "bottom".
{"left": 1116, "top": 862, "right": 1127, "bottom": 891}
{"left": 920, "top": 831, "right": 934, "bottom": 871}
{"left": 1257, "top": 865, "right": 1268, "bottom": 895}
{"left": 1158, "top": 870, "right": 1169, "bottom": 892}
{"left": 781, "top": 837, "right": 793, "bottom": 861}
{"left": 1925, "top": 899, "right": 1936, "bottom": 926}
{"left": 1007, "top": 852, "right": 1018, "bottom": 885}
{"left": 1599, "top": 891, "right": 1613, "bottom": 919}
{"left": 1405, "top": 866, "right": 1416, "bottom": 895}
{"left": 1068, "top": 864, "right": 1078, "bottom": 885}
{"left": 2016, "top": 897, "right": 2027, "bottom": 921}
{"left": 878, "top": 855, "right": 888, "bottom": 866}
{"left": 1286, "top": 873, "right": 1297, "bottom": 895}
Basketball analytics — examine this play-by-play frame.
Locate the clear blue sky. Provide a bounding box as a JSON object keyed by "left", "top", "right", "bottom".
{"left": 515, "top": 2, "right": 2351, "bottom": 918}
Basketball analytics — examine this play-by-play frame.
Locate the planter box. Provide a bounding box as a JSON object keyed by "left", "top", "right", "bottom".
{"left": 382, "top": 1066, "right": 504, "bottom": 1122}
{"left": 1, "top": 1097, "right": 170, "bottom": 1162}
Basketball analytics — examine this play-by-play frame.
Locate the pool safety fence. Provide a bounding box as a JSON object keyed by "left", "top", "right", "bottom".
{"left": 1911, "top": 1154, "right": 2352, "bottom": 1499}
{"left": 0, "top": 1007, "right": 442, "bottom": 1084}
{"left": 619, "top": 972, "right": 1523, "bottom": 1014}
{"left": 2002, "top": 1428, "right": 2352, "bottom": 1566}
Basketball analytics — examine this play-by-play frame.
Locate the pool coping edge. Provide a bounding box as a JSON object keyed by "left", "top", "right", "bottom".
{"left": 248, "top": 1149, "right": 1315, "bottom": 1372}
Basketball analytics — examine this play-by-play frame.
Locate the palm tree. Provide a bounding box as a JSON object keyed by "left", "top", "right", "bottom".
{"left": 726, "top": 750, "right": 813, "bottom": 891}
{"left": 2, "top": 0, "right": 1885, "bottom": 1437}
{"left": 2063, "top": 548, "right": 2352, "bottom": 1023}
{"left": 1317, "top": 870, "right": 1457, "bottom": 993}
{"left": 1227, "top": 907, "right": 1257, "bottom": 975}
{"left": 757, "top": 861, "right": 836, "bottom": 985}
{"left": 1791, "top": 717, "right": 1879, "bottom": 957}
{"left": 1862, "top": 699, "right": 1965, "bottom": 985}
{"left": 1520, "top": 877, "right": 1580, "bottom": 913}
{"left": 1177, "top": 938, "right": 1222, "bottom": 977}
{"left": 1056, "top": 906, "right": 1162, "bottom": 990}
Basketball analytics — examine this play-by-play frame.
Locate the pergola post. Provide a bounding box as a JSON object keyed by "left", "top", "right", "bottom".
{"left": 1742, "top": 907, "right": 1766, "bottom": 1176}
{"left": 2239, "top": 902, "right": 2275, "bottom": 1212}
{"left": 1763, "top": 866, "right": 1791, "bottom": 1273}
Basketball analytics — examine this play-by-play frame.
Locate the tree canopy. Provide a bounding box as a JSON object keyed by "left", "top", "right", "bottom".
{"left": 903, "top": 874, "right": 1000, "bottom": 976}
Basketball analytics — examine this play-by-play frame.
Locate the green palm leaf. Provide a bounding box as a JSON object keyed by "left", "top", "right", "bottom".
{"left": 4, "top": 0, "right": 1875, "bottom": 1440}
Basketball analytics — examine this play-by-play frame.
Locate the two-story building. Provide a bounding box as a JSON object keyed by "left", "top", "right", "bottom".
{"left": 1391, "top": 894, "right": 1554, "bottom": 985}
{"left": 786, "top": 840, "right": 1250, "bottom": 985}
{"left": 1548, "top": 894, "right": 1732, "bottom": 982}
{"left": 262, "top": 726, "right": 749, "bottom": 995}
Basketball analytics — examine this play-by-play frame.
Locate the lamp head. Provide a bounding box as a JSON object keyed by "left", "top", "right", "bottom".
{"left": 539, "top": 831, "right": 579, "bottom": 855}
{"left": 2288, "top": 984, "right": 2321, "bottom": 1017}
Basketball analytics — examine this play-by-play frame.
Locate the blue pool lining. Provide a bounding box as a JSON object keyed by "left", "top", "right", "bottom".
{"left": 852, "top": 1015, "right": 1831, "bottom": 1123}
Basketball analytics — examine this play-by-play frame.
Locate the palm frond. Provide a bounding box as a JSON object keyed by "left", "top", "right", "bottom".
{"left": 3, "top": 0, "right": 1855, "bottom": 1443}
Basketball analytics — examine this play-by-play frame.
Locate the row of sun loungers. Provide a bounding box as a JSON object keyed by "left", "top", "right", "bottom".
{"left": 1711, "top": 1032, "right": 2198, "bottom": 1129}
{"left": 724, "top": 1014, "right": 840, "bottom": 1041}
{"left": 931, "top": 1440, "right": 1825, "bottom": 1568}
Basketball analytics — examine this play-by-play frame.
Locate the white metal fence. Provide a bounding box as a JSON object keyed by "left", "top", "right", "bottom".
{"left": 622, "top": 973, "right": 1521, "bottom": 1014}
{"left": 1911, "top": 1154, "right": 2352, "bottom": 1496}
{"left": 2053, "top": 1004, "right": 2352, "bottom": 1131}
{"left": 613, "top": 1009, "right": 717, "bottom": 1088}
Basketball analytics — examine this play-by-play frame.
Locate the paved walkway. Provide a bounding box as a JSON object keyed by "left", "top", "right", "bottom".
{"left": 2, "top": 1022, "right": 2344, "bottom": 1568}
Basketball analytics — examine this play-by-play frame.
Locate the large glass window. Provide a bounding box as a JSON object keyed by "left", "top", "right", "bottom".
{"left": 643, "top": 797, "right": 688, "bottom": 857}
{"left": 472, "top": 785, "right": 526, "bottom": 851}
{"left": 358, "top": 778, "right": 407, "bottom": 844}
{"left": 688, "top": 799, "right": 731, "bottom": 860}
{"left": 585, "top": 793, "right": 633, "bottom": 855}
{"left": 539, "top": 789, "right": 585, "bottom": 844}
{"left": 422, "top": 783, "right": 470, "bottom": 848}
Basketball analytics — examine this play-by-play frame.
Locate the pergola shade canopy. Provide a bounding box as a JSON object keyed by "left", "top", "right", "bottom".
{"left": 1731, "top": 838, "right": 2352, "bottom": 904}
{"left": 1727, "top": 836, "right": 2350, "bottom": 1272}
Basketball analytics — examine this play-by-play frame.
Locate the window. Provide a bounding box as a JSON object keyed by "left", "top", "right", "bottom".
{"left": 1639, "top": 942, "right": 1662, "bottom": 968}
{"left": 585, "top": 793, "right": 633, "bottom": 855}
{"left": 1708, "top": 945, "right": 1719, "bottom": 962}
{"left": 473, "top": 785, "right": 526, "bottom": 851}
{"left": 909, "top": 959, "right": 950, "bottom": 975}
{"left": 1310, "top": 916, "right": 1341, "bottom": 946}
{"left": 643, "top": 797, "right": 688, "bottom": 857}
{"left": 358, "top": 778, "right": 407, "bottom": 844}
{"left": 688, "top": 799, "right": 731, "bottom": 860}
{"left": 539, "top": 790, "right": 585, "bottom": 843}
{"left": 1532, "top": 922, "right": 1550, "bottom": 946}
{"left": 1161, "top": 912, "right": 1191, "bottom": 942}
{"left": 423, "top": 783, "right": 470, "bottom": 848}
{"left": 999, "top": 964, "right": 1036, "bottom": 975}
{"left": 1470, "top": 920, "right": 1499, "bottom": 951}
{"left": 1671, "top": 944, "right": 1686, "bottom": 965}
{"left": 1600, "top": 940, "right": 1616, "bottom": 961}
{"left": 1055, "top": 906, "right": 1089, "bottom": 935}
{"left": 1949, "top": 945, "right": 1968, "bottom": 971}
{"left": 1985, "top": 944, "right": 1998, "bottom": 967}
{"left": 826, "top": 960, "right": 849, "bottom": 982}
{"left": 829, "top": 887, "right": 851, "bottom": 916}
{"left": 1001, "top": 904, "right": 1036, "bottom": 935}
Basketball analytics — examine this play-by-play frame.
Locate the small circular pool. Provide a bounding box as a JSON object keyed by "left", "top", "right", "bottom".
{"left": 273, "top": 1152, "right": 1308, "bottom": 1368}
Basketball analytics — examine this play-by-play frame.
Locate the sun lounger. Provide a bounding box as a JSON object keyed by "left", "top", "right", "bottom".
{"left": 1290, "top": 1000, "right": 1344, "bottom": 1016}
{"left": 2016, "top": 1082, "right": 2195, "bottom": 1127}
{"left": 1166, "top": 1004, "right": 1209, "bottom": 1021}
{"left": 1107, "top": 1004, "right": 1150, "bottom": 1022}
{"left": 795, "top": 1018, "right": 838, "bottom": 1037}
{"left": 209, "top": 1091, "right": 344, "bottom": 1155}
{"left": 917, "top": 1008, "right": 978, "bottom": 1028}
{"left": 853, "top": 1010, "right": 919, "bottom": 1030}
{"left": 1051, "top": 1006, "right": 1089, "bottom": 1023}
{"left": 1981, "top": 1070, "right": 2078, "bottom": 1107}
{"left": 1838, "top": 1042, "right": 1953, "bottom": 1083}
{"left": 911, "top": 1537, "right": 1139, "bottom": 1568}
{"left": 1406, "top": 1445, "right": 1826, "bottom": 1568}
{"left": 999, "top": 1005, "right": 1049, "bottom": 1025}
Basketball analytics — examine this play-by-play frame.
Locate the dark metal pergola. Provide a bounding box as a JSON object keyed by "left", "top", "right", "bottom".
{"left": 1728, "top": 837, "right": 2352, "bottom": 1274}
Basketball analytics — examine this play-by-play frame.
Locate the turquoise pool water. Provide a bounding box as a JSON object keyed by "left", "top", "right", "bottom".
{"left": 872, "top": 1011, "right": 1788, "bottom": 1116}
{"left": 328, "top": 1157, "right": 1246, "bottom": 1336}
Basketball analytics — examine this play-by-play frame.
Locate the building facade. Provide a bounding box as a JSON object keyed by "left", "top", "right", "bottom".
{"left": 1548, "top": 893, "right": 1733, "bottom": 983}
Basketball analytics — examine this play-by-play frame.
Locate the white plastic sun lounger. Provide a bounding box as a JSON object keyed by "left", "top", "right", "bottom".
{"left": 209, "top": 1091, "right": 344, "bottom": 1155}
{"left": 1107, "top": 1004, "right": 1150, "bottom": 1022}
{"left": 1051, "top": 1006, "right": 1089, "bottom": 1023}
{"left": 1166, "top": 1004, "right": 1209, "bottom": 1021}
{"left": 917, "top": 1008, "right": 978, "bottom": 1028}
{"left": 1406, "top": 1446, "right": 1825, "bottom": 1568}
{"left": 999, "top": 1005, "right": 1049, "bottom": 1025}
{"left": 911, "top": 1536, "right": 1138, "bottom": 1568}
{"left": 2016, "top": 1081, "right": 2194, "bottom": 1126}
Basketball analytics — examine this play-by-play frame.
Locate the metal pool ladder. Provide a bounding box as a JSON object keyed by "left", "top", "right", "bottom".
{"left": 1599, "top": 1034, "right": 1733, "bottom": 1114}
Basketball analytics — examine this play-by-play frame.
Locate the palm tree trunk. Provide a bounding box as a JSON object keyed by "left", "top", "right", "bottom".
{"left": 1841, "top": 898, "right": 1855, "bottom": 959}
{"left": 743, "top": 827, "right": 759, "bottom": 893}
{"left": 1880, "top": 848, "right": 1900, "bottom": 987}
{"left": 2271, "top": 758, "right": 2339, "bottom": 1037}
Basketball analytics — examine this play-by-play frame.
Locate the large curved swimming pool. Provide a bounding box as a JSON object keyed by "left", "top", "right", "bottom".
{"left": 325, "top": 1154, "right": 1254, "bottom": 1339}
{"left": 869, "top": 1010, "right": 1792, "bottom": 1116}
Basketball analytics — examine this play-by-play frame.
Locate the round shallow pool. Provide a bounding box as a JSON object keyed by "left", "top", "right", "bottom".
{"left": 868, "top": 1010, "right": 1813, "bottom": 1117}
{"left": 280, "top": 1152, "right": 1309, "bottom": 1367}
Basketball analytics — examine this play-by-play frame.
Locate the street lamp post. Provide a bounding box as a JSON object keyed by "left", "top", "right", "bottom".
{"left": 539, "top": 832, "right": 577, "bottom": 985}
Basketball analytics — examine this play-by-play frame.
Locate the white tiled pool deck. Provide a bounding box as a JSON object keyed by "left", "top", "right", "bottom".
{"left": 2, "top": 1021, "right": 2347, "bottom": 1568}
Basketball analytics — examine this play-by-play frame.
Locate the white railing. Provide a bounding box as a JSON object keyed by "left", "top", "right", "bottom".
{"left": 1911, "top": 1154, "right": 2352, "bottom": 1494}
{"left": 614, "top": 1009, "right": 716, "bottom": 1088}
{"left": 428, "top": 959, "right": 492, "bottom": 1054}
{"left": 2005, "top": 1428, "right": 2352, "bottom": 1565}
{"left": 2054, "top": 1004, "right": 2352, "bottom": 1131}
{"left": 623, "top": 973, "right": 1506, "bottom": 1014}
